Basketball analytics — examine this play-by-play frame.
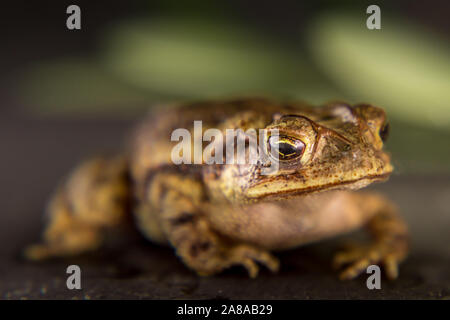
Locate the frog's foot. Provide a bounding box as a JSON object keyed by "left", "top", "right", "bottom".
{"left": 333, "top": 240, "right": 407, "bottom": 280}
{"left": 170, "top": 219, "right": 280, "bottom": 278}
{"left": 332, "top": 192, "right": 409, "bottom": 280}
{"left": 197, "top": 243, "right": 280, "bottom": 278}
{"left": 24, "top": 226, "right": 102, "bottom": 260}
{"left": 24, "top": 155, "right": 131, "bottom": 260}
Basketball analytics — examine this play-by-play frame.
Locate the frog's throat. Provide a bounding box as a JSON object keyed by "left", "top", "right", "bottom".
{"left": 245, "top": 172, "right": 391, "bottom": 201}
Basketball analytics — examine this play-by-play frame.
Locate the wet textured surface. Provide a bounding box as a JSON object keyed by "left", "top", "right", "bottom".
{"left": 0, "top": 117, "right": 449, "bottom": 299}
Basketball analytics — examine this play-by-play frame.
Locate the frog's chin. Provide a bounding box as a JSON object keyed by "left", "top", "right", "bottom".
{"left": 245, "top": 172, "right": 391, "bottom": 201}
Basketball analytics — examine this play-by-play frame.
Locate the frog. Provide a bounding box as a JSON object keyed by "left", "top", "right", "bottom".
{"left": 25, "top": 98, "right": 409, "bottom": 280}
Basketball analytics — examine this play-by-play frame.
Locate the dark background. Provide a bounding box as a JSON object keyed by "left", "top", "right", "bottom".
{"left": 0, "top": 0, "right": 449, "bottom": 299}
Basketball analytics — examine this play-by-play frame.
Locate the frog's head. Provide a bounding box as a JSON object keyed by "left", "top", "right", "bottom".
{"left": 239, "top": 103, "right": 393, "bottom": 202}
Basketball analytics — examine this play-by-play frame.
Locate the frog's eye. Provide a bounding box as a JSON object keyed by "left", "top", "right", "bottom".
{"left": 379, "top": 122, "right": 390, "bottom": 142}
{"left": 268, "top": 135, "right": 305, "bottom": 161}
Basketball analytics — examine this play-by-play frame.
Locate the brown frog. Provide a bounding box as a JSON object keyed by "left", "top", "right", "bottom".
{"left": 25, "top": 98, "right": 409, "bottom": 280}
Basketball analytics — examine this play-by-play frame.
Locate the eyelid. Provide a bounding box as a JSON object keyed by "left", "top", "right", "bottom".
{"left": 278, "top": 137, "right": 298, "bottom": 148}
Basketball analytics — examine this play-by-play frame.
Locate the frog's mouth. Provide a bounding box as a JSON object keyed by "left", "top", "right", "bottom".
{"left": 245, "top": 172, "right": 391, "bottom": 201}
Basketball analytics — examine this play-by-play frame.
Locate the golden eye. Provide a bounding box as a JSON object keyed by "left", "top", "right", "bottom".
{"left": 268, "top": 135, "right": 305, "bottom": 161}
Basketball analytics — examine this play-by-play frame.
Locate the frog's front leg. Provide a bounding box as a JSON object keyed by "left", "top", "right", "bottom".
{"left": 148, "top": 173, "right": 279, "bottom": 278}
{"left": 333, "top": 192, "right": 409, "bottom": 280}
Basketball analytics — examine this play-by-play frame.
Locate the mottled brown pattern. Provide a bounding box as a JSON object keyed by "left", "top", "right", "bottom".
{"left": 26, "top": 98, "right": 408, "bottom": 280}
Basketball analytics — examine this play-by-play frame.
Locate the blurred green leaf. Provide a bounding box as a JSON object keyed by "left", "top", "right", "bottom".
{"left": 100, "top": 18, "right": 316, "bottom": 98}
{"left": 308, "top": 12, "right": 450, "bottom": 129}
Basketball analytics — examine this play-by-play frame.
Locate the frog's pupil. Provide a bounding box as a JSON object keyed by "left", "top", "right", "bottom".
{"left": 279, "top": 143, "right": 296, "bottom": 157}
{"left": 268, "top": 136, "right": 305, "bottom": 160}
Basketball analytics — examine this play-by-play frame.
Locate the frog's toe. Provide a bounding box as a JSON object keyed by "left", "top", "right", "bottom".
{"left": 382, "top": 254, "right": 400, "bottom": 280}
{"left": 23, "top": 244, "right": 53, "bottom": 261}
{"left": 333, "top": 243, "right": 402, "bottom": 280}
{"left": 338, "top": 256, "right": 374, "bottom": 280}
{"left": 241, "top": 258, "right": 260, "bottom": 278}
{"left": 229, "top": 245, "right": 280, "bottom": 277}
{"left": 333, "top": 247, "right": 369, "bottom": 269}
{"left": 244, "top": 248, "right": 280, "bottom": 274}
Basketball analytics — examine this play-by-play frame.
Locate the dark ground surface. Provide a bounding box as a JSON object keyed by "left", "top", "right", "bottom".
{"left": 0, "top": 115, "right": 449, "bottom": 300}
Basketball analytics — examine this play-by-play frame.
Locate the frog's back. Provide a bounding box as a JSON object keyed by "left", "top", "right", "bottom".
{"left": 128, "top": 98, "right": 322, "bottom": 187}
